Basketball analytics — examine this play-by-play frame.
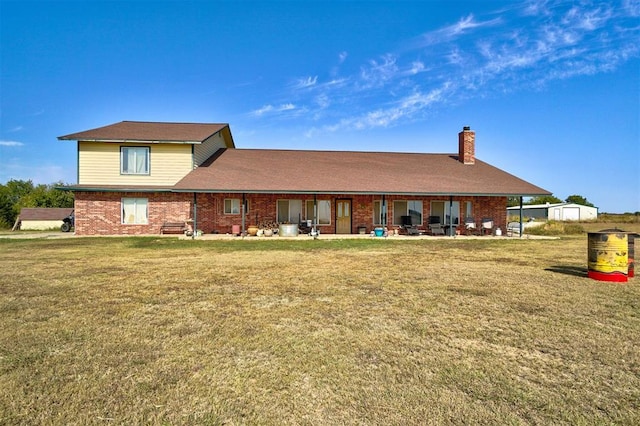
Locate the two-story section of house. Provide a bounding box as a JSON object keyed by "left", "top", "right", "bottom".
{"left": 58, "top": 121, "right": 235, "bottom": 235}
{"left": 60, "top": 121, "right": 551, "bottom": 236}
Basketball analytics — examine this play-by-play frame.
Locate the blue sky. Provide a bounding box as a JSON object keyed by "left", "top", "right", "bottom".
{"left": 1, "top": 0, "right": 638, "bottom": 213}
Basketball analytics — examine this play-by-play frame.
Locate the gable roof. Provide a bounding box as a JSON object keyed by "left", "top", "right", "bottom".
{"left": 173, "top": 148, "right": 550, "bottom": 196}
{"left": 58, "top": 121, "right": 234, "bottom": 146}
{"left": 19, "top": 208, "right": 73, "bottom": 221}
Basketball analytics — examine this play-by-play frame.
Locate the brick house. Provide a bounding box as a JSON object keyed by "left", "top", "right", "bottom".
{"left": 59, "top": 121, "right": 550, "bottom": 236}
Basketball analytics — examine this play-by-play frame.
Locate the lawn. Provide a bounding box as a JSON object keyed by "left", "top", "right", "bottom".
{"left": 1, "top": 233, "right": 639, "bottom": 425}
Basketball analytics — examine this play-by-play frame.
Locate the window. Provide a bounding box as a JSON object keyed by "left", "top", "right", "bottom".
{"left": 305, "top": 200, "right": 331, "bottom": 225}
{"left": 373, "top": 200, "right": 387, "bottom": 225}
{"left": 122, "top": 198, "right": 148, "bottom": 224}
{"left": 224, "top": 199, "right": 244, "bottom": 215}
{"left": 465, "top": 201, "right": 472, "bottom": 219}
{"left": 431, "top": 201, "right": 460, "bottom": 226}
{"left": 277, "top": 199, "right": 302, "bottom": 223}
{"left": 373, "top": 201, "right": 381, "bottom": 225}
{"left": 121, "top": 147, "right": 149, "bottom": 175}
{"left": 446, "top": 201, "right": 461, "bottom": 226}
{"left": 393, "top": 200, "right": 422, "bottom": 226}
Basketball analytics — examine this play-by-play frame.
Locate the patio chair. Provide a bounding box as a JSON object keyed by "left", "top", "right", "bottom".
{"left": 428, "top": 215, "right": 445, "bottom": 236}
{"left": 507, "top": 222, "right": 521, "bottom": 237}
{"left": 481, "top": 218, "right": 494, "bottom": 235}
{"left": 400, "top": 215, "right": 421, "bottom": 236}
{"left": 464, "top": 217, "right": 478, "bottom": 235}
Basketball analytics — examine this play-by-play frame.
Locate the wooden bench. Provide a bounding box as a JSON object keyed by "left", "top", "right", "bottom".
{"left": 160, "top": 222, "right": 187, "bottom": 235}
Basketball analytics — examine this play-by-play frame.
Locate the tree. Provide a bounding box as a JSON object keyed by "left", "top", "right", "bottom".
{"left": 565, "top": 194, "right": 595, "bottom": 207}
{"left": 507, "top": 197, "right": 521, "bottom": 207}
{"left": 526, "top": 195, "right": 562, "bottom": 205}
{"left": 0, "top": 179, "right": 74, "bottom": 229}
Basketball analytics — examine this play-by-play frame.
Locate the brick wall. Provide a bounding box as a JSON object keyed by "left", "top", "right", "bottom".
{"left": 75, "top": 191, "right": 508, "bottom": 235}
{"left": 195, "top": 193, "right": 508, "bottom": 235}
{"left": 74, "top": 192, "right": 191, "bottom": 235}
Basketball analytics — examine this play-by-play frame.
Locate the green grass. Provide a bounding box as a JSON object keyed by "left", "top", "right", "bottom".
{"left": 1, "top": 235, "right": 639, "bottom": 425}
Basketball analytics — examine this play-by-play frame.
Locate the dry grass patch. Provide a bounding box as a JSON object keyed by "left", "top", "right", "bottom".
{"left": 1, "top": 236, "right": 639, "bottom": 425}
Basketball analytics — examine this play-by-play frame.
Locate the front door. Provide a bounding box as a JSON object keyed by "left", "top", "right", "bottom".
{"left": 336, "top": 200, "right": 351, "bottom": 234}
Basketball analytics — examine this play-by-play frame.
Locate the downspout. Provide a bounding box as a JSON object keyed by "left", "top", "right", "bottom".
{"left": 192, "top": 193, "right": 197, "bottom": 240}
{"left": 519, "top": 196, "right": 524, "bottom": 238}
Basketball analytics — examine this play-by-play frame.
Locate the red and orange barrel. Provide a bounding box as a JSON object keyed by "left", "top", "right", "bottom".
{"left": 629, "top": 233, "right": 636, "bottom": 278}
{"left": 588, "top": 231, "right": 628, "bottom": 282}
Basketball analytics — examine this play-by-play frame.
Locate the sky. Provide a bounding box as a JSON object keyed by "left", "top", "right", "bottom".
{"left": 1, "top": 0, "right": 639, "bottom": 213}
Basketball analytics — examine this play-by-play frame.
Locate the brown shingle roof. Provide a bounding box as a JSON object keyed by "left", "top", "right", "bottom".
{"left": 58, "top": 121, "right": 231, "bottom": 144}
{"left": 19, "top": 208, "right": 73, "bottom": 221}
{"left": 173, "top": 149, "right": 550, "bottom": 196}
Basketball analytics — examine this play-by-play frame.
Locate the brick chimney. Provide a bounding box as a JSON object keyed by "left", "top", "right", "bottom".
{"left": 458, "top": 126, "right": 475, "bottom": 165}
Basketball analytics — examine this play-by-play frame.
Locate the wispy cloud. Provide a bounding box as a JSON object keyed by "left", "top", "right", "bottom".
{"left": 250, "top": 0, "right": 639, "bottom": 133}
{"left": 251, "top": 103, "right": 299, "bottom": 117}
{"left": 417, "top": 14, "right": 502, "bottom": 46}
{"left": 0, "top": 140, "right": 24, "bottom": 147}
{"left": 292, "top": 76, "right": 318, "bottom": 90}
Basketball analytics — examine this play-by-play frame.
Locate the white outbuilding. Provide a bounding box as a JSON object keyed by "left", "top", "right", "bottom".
{"left": 15, "top": 208, "right": 74, "bottom": 230}
{"left": 507, "top": 202, "right": 598, "bottom": 221}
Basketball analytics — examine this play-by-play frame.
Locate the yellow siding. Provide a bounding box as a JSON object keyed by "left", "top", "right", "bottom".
{"left": 21, "top": 220, "right": 63, "bottom": 230}
{"left": 194, "top": 133, "right": 227, "bottom": 166}
{"left": 79, "top": 142, "right": 193, "bottom": 185}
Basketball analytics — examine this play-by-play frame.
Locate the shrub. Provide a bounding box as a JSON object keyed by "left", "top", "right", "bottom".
{"left": 525, "top": 221, "right": 585, "bottom": 236}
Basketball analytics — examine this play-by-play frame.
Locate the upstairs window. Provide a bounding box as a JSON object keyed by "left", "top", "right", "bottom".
{"left": 121, "top": 147, "right": 149, "bottom": 175}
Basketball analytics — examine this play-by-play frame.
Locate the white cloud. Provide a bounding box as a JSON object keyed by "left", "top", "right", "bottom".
{"left": 407, "top": 61, "right": 426, "bottom": 75}
{"left": 251, "top": 0, "right": 640, "bottom": 134}
{"left": 0, "top": 140, "right": 24, "bottom": 147}
{"left": 252, "top": 104, "right": 274, "bottom": 116}
{"left": 292, "top": 76, "right": 318, "bottom": 89}
{"left": 251, "top": 103, "right": 298, "bottom": 117}
{"left": 338, "top": 51, "right": 348, "bottom": 63}
{"left": 315, "top": 93, "right": 330, "bottom": 109}
{"left": 418, "top": 14, "right": 502, "bottom": 46}
{"left": 359, "top": 54, "right": 399, "bottom": 88}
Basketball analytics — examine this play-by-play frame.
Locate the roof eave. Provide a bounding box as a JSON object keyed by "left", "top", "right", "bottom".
{"left": 56, "top": 185, "right": 174, "bottom": 193}
{"left": 58, "top": 138, "right": 202, "bottom": 144}
{"left": 171, "top": 188, "right": 551, "bottom": 196}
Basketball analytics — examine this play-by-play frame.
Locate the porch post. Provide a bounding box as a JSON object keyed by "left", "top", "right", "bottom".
{"left": 314, "top": 194, "right": 317, "bottom": 233}
{"left": 519, "top": 196, "right": 524, "bottom": 238}
{"left": 242, "top": 193, "right": 246, "bottom": 237}
{"left": 382, "top": 194, "right": 387, "bottom": 227}
{"left": 192, "top": 193, "right": 197, "bottom": 240}
{"left": 449, "top": 196, "right": 454, "bottom": 237}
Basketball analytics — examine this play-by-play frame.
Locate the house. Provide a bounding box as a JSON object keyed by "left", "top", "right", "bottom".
{"left": 507, "top": 202, "right": 598, "bottom": 221}
{"left": 15, "top": 208, "right": 74, "bottom": 230}
{"left": 58, "top": 121, "right": 551, "bottom": 236}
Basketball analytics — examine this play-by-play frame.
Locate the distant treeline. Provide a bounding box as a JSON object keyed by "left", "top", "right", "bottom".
{"left": 0, "top": 180, "right": 74, "bottom": 228}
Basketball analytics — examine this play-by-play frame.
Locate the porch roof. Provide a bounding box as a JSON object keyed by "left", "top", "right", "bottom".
{"left": 19, "top": 208, "right": 73, "bottom": 221}
{"left": 58, "top": 121, "right": 233, "bottom": 145}
{"left": 173, "top": 148, "right": 550, "bottom": 196}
